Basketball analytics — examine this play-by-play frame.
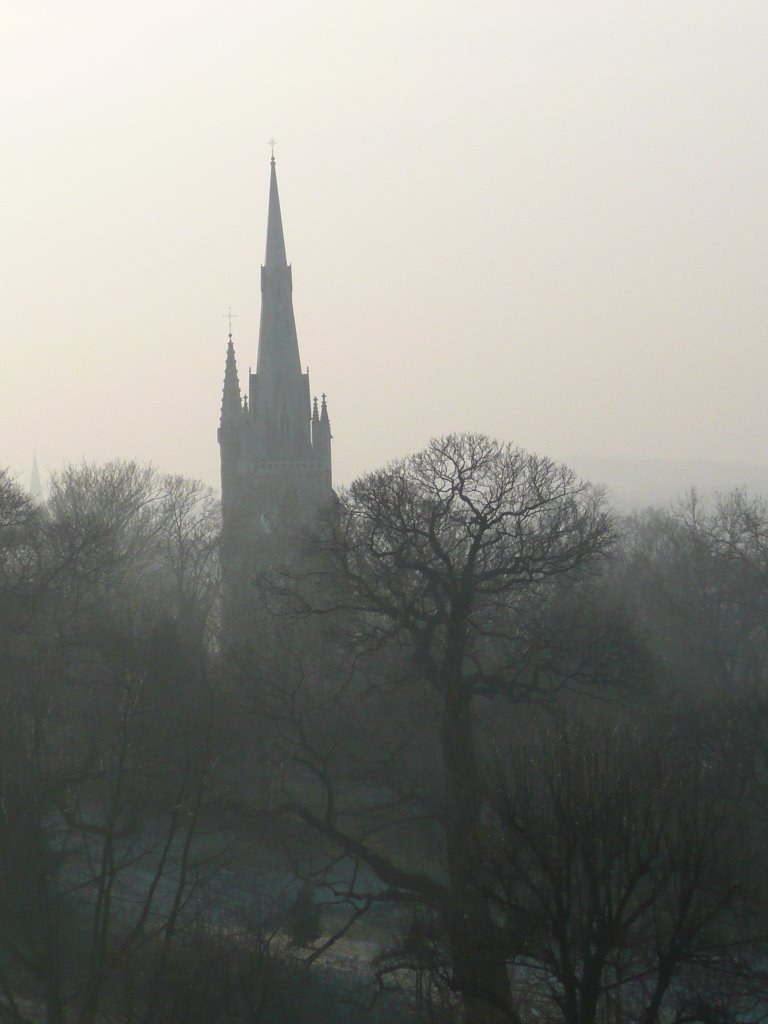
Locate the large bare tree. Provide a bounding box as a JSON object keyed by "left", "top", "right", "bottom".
{"left": 257, "top": 434, "right": 615, "bottom": 1023}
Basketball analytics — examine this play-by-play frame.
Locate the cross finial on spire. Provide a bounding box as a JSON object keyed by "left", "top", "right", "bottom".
{"left": 223, "top": 306, "right": 238, "bottom": 339}
{"left": 268, "top": 137, "right": 276, "bottom": 164}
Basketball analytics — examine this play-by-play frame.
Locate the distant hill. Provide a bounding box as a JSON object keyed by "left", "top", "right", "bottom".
{"left": 564, "top": 456, "right": 768, "bottom": 513}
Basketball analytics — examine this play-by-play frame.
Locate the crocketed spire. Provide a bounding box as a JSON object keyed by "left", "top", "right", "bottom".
{"left": 220, "top": 332, "right": 242, "bottom": 425}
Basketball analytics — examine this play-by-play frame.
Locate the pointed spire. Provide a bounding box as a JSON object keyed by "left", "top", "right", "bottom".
{"left": 312, "top": 396, "right": 320, "bottom": 423}
{"left": 30, "top": 452, "right": 43, "bottom": 501}
{"left": 313, "top": 392, "right": 332, "bottom": 465}
{"left": 220, "top": 332, "right": 242, "bottom": 425}
{"left": 265, "top": 156, "right": 288, "bottom": 267}
{"left": 256, "top": 156, "right": 303, "bottom": 382}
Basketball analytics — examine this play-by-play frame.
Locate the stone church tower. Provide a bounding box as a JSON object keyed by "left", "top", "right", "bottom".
{"left": 218, "top": 157, "right": 333, "bottom": 601}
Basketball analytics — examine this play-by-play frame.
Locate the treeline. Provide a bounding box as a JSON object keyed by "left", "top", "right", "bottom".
{"left": 2, "top": 436, "right": 768, "bottom": 1023}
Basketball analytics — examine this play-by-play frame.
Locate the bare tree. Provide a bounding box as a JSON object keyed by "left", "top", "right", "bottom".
{"left": 0, "top": 468, "right": 44, "bottom": 640}
{"left": 482, "top": 717, "right": 762, "bottom": 1024}
{"left": 255, "top": 434, "right": 615, "bottom": 1023}
{"left": 0, "top": 462, "right": 225, "bottom": 1023}
{"left": 623, "top": 490, "right": 768, "bottom": 695}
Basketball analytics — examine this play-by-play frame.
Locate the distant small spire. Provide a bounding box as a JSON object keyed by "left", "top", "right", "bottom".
{"left": 30, "top": 452, "right": 43, "bottom": 501}
{"left": 312, "top": 396, "right": 319, "bottom": 420}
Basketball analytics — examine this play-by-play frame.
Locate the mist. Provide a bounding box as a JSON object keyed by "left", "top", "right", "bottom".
{"left": 2, "top": 2, "right": 767, "bottom": 491}
{"left": 2, "top": 5, "right": 768, "bottom": 1023}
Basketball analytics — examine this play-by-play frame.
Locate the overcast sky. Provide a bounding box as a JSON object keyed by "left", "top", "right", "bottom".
{"left": 2, "top": 2, "right": 766, "bottom": 491}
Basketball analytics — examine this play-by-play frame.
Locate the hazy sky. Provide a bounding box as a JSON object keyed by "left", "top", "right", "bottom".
{"left": 2, "top": 2, "right": 767, "bottom": 491}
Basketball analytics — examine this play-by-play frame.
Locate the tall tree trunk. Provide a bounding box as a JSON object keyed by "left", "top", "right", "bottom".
{"left": 440, "top": 668, "right": 511, "bottom": 1024}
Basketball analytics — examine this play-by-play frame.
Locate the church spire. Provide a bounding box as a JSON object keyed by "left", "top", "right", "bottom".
{"left": 30, "top": 452, "right": 43, "bottom": 501}
{"left": 265, "top": 156, "right": 288, "bottom": 268}
{"left": 220, "top": 330, "right": 242, "bottom": 426}
{"left": 320, "top": 392, "right": 330, "bottom": 431}
{"left": 217, "top": 147, "right": 333, "bottom": 611}
{"left": 313, "top": 392, "right": 332, "bottom": 464}
{"left": 256, "top": 157, "right": 302, "bottom": 381}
